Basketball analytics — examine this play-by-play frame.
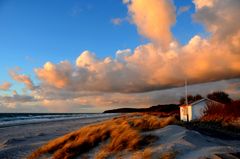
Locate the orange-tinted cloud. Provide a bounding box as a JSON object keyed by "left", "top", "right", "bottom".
{"left": 125, "top": 0, "right": 176, "bottom": 49}
{"left": 0, "top": 82, "right": 11, "bottom": 91}
{"left": 35, "top": 61, "right": 72, "bottom": 89}
{"left": 34, "top": 0, "right": 240, "bottom": 94}
{"left": 193, "top": 0, "right": 216, "bottom": 9}
{"left": 2, "top": 0, "right": 240, "bottom": 112}
{"left": 9, "top": 70, "right": 35, "bottom": 90}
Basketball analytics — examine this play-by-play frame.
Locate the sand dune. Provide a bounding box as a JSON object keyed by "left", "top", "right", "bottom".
{"left": 28, "top": 114, "right": 240, "bottom": 159}
{"left": 138, "top": 125, "right": 240, "bottom": 159}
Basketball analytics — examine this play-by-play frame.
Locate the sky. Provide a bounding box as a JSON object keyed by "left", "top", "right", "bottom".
{"left": 0, "top": 0, "right": 239, "bottom": 113}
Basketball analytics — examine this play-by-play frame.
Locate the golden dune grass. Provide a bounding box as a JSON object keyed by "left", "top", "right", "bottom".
{"left": 202, "top": 101, "right": 240, "bottom": 128}
{"left": 28, "top": 114, "right": 176, "bottom": 159}
{"left": 132, "top": 148, "right": 153, "bottom": 159}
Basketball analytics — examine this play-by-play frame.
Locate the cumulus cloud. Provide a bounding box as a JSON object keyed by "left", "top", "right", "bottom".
{"left": 177, "top": 5, "right": 191, "bottom": 15}
{"left": 0, "top": 82, "right": 11, "bottom": 91}
{"left": 9, "top": 69, "right": 36, "bottom": 90}
{"left": 194, "top": 0, "right": 240, "bottom": 50}
{"left": 111, "top": 18, "right": 127, "bottom": 25}
{"left": 34, "top": 39, "right": 240, "bottom": 94}
{"left": 33, "top": 0, "right": 240, "bottom": 95}
{"left": 1, "top": 93, "right": 36, "bottom": 103}
{"left": 125, "top": 0, "right": 176, "bottom": 49}
{"left": 0, "top": 90, "right": 37, "bottom": 109}
{"left": 2, "top": 0, "right": 240, "bottom": 112}
{"left": 35, "top": 61, "right": 72, "bottom": 89}
{"left": 111, "top": 18, "right": 122, "bottom": 25}
{"left": 193, "top": 0, "right": 216, "bottom": 10}
{"left": 116, "top": 49, "right": 131, "bottom": 62}
{"left": 32, "top": 79, "right": 240, "bottom": 112}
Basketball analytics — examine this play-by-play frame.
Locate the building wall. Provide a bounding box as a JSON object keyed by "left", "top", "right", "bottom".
{"left": 188, "top": 106, "right": 192, "bottom": 121}
{"left": 180, "top": 99, "right": 223, "bottom": 121}
{"left": 191, "top": 101, "right": 207, "bottom": 120}
{"left": 180, "top": 106, "right": 186, "bottom": 121}
{"left": 180, "top": 106, "right": 192, "bottom": 121}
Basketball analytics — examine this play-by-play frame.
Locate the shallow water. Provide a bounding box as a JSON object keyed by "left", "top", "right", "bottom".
{"left": 0, "top": 113, "right": 115, "bottom": 127}
{"left": 0, "top": 114, "right": 118, "bottom": 159}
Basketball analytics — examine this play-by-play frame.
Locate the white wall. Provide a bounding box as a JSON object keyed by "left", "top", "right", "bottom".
{"left": 191, "top": 100, "right": 207, "bottom": 120}
{"left": 188, "top": 106, "right": 192, "bottom": 121}
{"left": 180, "top": 99, "right": 223, "bottom": 121}
{"left": 180, "top": 106, "right": 192, "bottom": 121}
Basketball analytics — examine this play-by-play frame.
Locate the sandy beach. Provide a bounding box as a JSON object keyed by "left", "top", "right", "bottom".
{"left": 0, "top": 114, "right": 118, "bottom": 159}
{"left": 23, "top": 114, "right": 240, "bottom": 159}
{"left": 138, "top": 125, "right": 240, "bottom": 159}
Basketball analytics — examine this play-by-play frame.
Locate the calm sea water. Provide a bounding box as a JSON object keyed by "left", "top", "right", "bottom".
{"left": 0, "top": 113, "right": 114, "bottom": 128}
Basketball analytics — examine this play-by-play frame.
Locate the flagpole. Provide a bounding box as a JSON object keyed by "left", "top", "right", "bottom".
{"left": 185, "top": 79, "right": 188, "bottom": 106}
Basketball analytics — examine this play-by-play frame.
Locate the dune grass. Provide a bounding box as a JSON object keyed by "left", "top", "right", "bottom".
{"left": 202, "top": 100, "right": 240, "bottom": 128}
{"left": 178, "top": 100, "right": 240, "bottom": 140}
{"left": 203, "top": 100, "right": 240, "bottom": 118}
{"left": 28, "top": 114, "right": 176, "bottom": 159}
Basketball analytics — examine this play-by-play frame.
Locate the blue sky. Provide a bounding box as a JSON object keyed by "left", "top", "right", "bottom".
{"left": 0, "top": 0, "right": 239, "bottom": 112}
{"left": 0, "top": 0, "right": 205, "bottom": 95}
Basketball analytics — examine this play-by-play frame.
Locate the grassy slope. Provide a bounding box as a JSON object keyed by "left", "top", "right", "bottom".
{"left": 28, "top": 114, "right": 176, "bottom": 159}
{"left": 28, "top": 100, "right": 240, "bottom": 159}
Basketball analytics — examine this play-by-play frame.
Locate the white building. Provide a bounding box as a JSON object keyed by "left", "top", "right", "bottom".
{"left": 180, "top": 98, "right": 222, "bottom": 121}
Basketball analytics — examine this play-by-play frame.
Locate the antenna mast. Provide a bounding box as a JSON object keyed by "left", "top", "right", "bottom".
{"left": 185, "top": 79, "right": 188, "bottom": 105}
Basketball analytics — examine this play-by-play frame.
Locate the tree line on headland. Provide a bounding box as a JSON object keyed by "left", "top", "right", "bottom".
{"left": 104, "top": 91, "right": 236, "bottom": 114}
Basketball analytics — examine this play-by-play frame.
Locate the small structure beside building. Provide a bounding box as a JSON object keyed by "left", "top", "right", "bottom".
{"left": 180, "top": 98, "right": 221, "bottom": 121}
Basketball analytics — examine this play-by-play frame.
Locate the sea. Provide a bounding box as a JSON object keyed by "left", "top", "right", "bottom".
{"left": 0, "top": 113, "right": 115, "bottom": 128}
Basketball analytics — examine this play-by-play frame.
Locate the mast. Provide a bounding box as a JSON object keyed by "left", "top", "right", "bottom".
{"left": 185, "top": 79, "right": 188, "bottom": 105}
{"left": 185, "top": 78, "right": 189, "bottom": 122}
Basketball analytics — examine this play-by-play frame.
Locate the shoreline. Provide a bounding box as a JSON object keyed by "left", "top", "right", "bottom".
{"left": 0, "top": 113, "right": 117, "bottom": 129}
{"left": 27, "top": 114, "right": 240, "bottom": 159}
{"left": 0, "top": 114, "right": 118, "bottom": 159}
{"left": 1, "top": 113, "right": 240, "bottom": 159}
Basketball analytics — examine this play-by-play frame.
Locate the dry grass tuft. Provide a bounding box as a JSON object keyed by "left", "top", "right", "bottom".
{"left": 158, "top": 151, "right": 177, "bottom": 159}
{"left": 28, "top": 114, "right": 176, "bottom": 159}
{"left": 202, "top": 100, "right": 240, "bottom": 127}
{"left": 132, "top": 148, "right": 153, "bottom": 159}
{"left": 128, "top": 115, "right": 176, "bottom": 131}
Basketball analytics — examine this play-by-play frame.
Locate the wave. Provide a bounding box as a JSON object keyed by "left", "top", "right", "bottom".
{"left": 0, "top": 113, "right": 116, "bottom": 128}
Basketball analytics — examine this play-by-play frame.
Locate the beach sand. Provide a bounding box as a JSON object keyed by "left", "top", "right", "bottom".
{"left": 2, "top": 114, "right": 240, "bottom": 159}
{"left": 0, "top": 115, "right": 117, "bottom": 159}
{"left": 27, "top": 114, "right": 240, "bottom": 159}
{"left": 136, "top": 125, "right": 240, "bottom": 159}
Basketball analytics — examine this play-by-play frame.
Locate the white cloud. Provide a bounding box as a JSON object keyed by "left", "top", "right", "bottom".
{"left": 178, "top": 5, "right": 191, "bottom": 15}
{"left": 111, "top": 18, "right": 124, "bottom": 25}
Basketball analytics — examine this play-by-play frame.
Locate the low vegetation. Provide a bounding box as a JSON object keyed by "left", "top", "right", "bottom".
{"left": 180, "top": 99, "right": 240, "bottom": 140}
{"left": 202, "top": 100, "right": 240, "bottom": 125}
{"left": 200, "top": 100, "right": 240, "bottom": 138}
{"left": 206, "top": 91, "right": 232, "bottom": 104}
{"left": 29, "top": 91, "right": 239, "bottom": 158}
{"left": 28, "top": 114, "right": 176, "bottom": 159}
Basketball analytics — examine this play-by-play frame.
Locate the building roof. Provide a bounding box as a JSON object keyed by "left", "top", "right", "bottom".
{"left": 179, "top": 98, "right": 221, "bottom": 107}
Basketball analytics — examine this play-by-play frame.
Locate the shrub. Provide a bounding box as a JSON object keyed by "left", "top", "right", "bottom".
{"left": 202, "top": 100, "right": 240, "bottom": 126}
{"left": 179, "top": 94, "right": 203, "bottom": 105}
{"left": 207, "top": 91, "right": 232, "bottom": 104}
